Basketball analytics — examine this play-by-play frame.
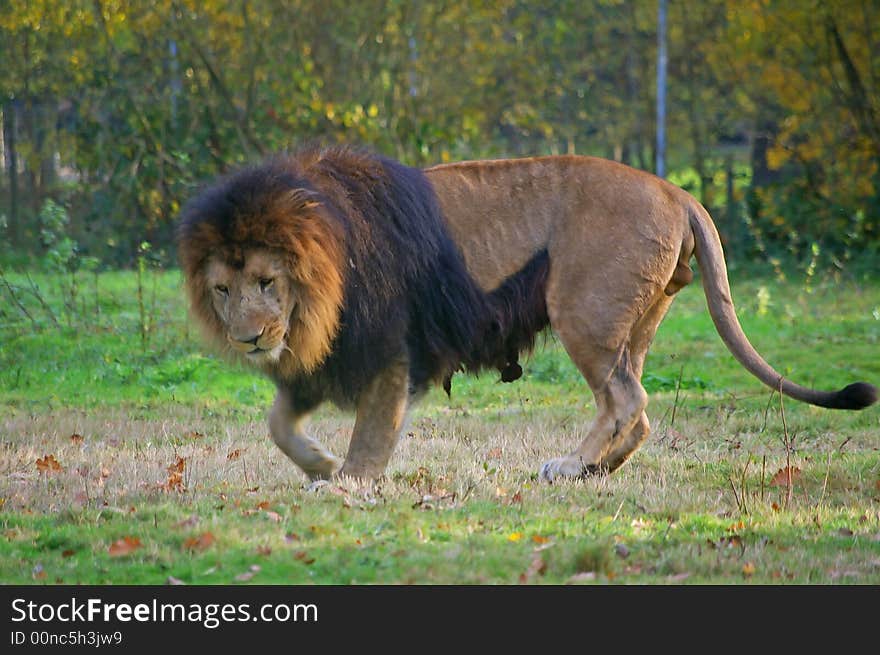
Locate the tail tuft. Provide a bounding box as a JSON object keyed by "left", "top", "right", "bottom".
{"left": 832, "top": 382, "right": 878, "bottom": 410}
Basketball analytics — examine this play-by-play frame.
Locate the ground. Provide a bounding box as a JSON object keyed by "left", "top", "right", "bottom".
{"left": 1, "top": 267, "right": 878, "bottom": 583}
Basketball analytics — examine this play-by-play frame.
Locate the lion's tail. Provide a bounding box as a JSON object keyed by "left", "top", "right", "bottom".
{"left": 688, "top": 201, "right": 877, "bottom": 410}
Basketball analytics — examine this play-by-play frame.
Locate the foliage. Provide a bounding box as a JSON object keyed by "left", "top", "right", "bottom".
{"left": 1, "top": 1, "right": 878, "bottom": 265}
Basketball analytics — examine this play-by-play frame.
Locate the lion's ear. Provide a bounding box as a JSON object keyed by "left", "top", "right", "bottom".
{"left": 286, "top": 188, "right": 322, "bottom": 212}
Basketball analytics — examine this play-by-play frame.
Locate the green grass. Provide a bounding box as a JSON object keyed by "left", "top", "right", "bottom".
{"left": 1, "top": 267, "right": 879, "bottom": 584}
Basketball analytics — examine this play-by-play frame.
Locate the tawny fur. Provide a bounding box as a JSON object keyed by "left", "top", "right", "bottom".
{"left": 180, "top": 151, "right": 877, "bottom": 484}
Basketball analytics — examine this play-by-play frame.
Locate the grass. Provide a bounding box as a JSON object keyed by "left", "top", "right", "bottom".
{"left": 1, "top": 266, "right": 879, "bottom": 584}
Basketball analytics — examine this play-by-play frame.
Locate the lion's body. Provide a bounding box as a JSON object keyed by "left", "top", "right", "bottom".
{"left": 179, "top": 148, "right": 877, "bottom": 482}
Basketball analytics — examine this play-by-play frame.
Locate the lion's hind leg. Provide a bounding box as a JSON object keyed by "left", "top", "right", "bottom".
{"left": 269, "top": 392, "right": 343, "bottom": 481}
{"left": 600, "top": 293, "right": 676, "bottom": 472}
{"left": 539, "top": 342, "right": 648, "bottom": 481}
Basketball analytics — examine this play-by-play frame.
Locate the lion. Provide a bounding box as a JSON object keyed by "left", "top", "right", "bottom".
{"left": 178, "top": 146, "right": 877, "bottom": 483}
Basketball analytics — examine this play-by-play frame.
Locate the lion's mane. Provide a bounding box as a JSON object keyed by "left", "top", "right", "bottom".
{"left": 178, "top": 146, "right": 547, "bottom": 404}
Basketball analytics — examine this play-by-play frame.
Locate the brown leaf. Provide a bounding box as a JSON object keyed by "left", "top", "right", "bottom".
{"left": 769, "top": 466, "right": 801, "bottom": 487}
{"left": 69, "top": 433, "right": 84, "bottom": 445}
{"left": 771, "top": 502, "right": 781, "bottom": 512}
{"left": 162, "top": 456, "right": 186, "bottom": 493}
{"left": 255, "top": 501, "right": 271, "bottom": 510}
{"left": 742, "top": 562, "right": 756, "bottom": 577}
{"left": 510, "top": 492, "right": 523, "bottom": 504}
{"left": 163, "top": 472, "right": 185, "bottom": 493}
{"left": 226, "top": 448, "right": 244, "bottom": 461}
{"left": 257, "top": 545, "right": 272, "bottom": 556}
{"left": 183, "top": 532, "right": 215, "bottom": 552}
{"left": 36, "top": 454, "right": 63, "bottom": 474}
{"left": 294, "top": 551, "right": 315, "bottom": 565}
{"left": 108, "top": 536, "right": 142, "bottom": 557}
{"left": 531, "top": 535, "right": 550, "bottom": 545}
{"left": 167, "top": 456, "right": 186, "bottom": 475}
{"left": 61, "top": 549, "right": 76, "bottom": 558}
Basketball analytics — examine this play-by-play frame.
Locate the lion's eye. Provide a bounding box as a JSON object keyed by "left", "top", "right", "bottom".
{"left": 259, "top": 278, "right": 274, "bottom": 292}
{"left": 215, "top": 285, "right": 229, "bottom": 296}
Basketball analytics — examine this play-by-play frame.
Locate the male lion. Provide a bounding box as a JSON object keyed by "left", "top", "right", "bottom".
{"left": 178, "top": 146, "right": 876, "bottom": 483}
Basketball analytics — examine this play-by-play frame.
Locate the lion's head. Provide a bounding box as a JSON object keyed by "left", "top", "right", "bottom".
{"left": 177, "top": 159, "right": 346, "bottom": 376}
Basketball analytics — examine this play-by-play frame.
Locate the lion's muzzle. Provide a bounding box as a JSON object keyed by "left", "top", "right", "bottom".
{"left": 227, "top": 323, "right": 286, "bottom": 360}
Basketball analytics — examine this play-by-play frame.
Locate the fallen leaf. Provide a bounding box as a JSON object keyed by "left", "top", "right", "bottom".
{"left": 294, "top": 550, "right": 315, "bottom": 565}
{"left": 510, "top": 492, "right": 523, "bottom": 504}
{"left": 166, "top": 576, "right": 186, "bottom": 585}
{"left": 769, "top": 466, "right": 801, "bottom": 487}
{"left": 69, "top": 434, "right": 84, "bottom": 445}
{"left": 257, "top": 546, "right": 272, "bottom": 556}
{"left": 108, "top": 536, "right": 142, "bottom": 557}
{"left": 227, "top": 448, "right": 244, "bottom": 461}
{"left": 771, "top": 502, "right": 781, "bottom": 512}
{"left": 264, "top": 511, "right": 283, "bottom": 523}
{"left": 162, "top": 456, "right": 186, "bottom": 493}
{"left": 183, "top": 532, "right": 215, "bottom": 552}
{"left": 507, "top": 532, "right": 523, "bottom": 543}
{"left": 61, "top": 549, "right": 76, "bottom": 558}
{"left": 532, "top": 535, "right": 550, "bottom": 545}
{"left": 742, "top": 562, "right": 756, "bottom": 577}
{"left": 255, "top": 501, "right": 271, "bottom": 510}
{"left": 36, "top": 454, "right": 63, "bottom": 474}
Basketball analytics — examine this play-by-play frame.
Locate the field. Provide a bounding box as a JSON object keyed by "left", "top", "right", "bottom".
{"left": 1, "top": 267, "right": 879, "bottom": 584}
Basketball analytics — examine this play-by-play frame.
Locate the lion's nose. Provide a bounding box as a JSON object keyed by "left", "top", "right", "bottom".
{"left": 231, "top": 328, "right": 265, "bottom": 345}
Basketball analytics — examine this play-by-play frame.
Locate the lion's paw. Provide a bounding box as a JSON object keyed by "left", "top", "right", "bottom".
{"left": 539, "top": 456, "right": 604, "bottom": 482}
{"left": 302, "top": 454, "right": 343, "bottom": 483}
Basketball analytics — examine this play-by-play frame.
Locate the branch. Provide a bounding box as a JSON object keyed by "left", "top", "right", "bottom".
{"left": 825, "top": 14, "right": 880, "bottom": 145}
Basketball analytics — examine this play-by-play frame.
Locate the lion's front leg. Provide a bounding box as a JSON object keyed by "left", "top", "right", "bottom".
{"left": 269, "top": 391, "right": 342, "bottom": 481}
{"left": 338, "top": 358, "right": 410, "bottom": 480}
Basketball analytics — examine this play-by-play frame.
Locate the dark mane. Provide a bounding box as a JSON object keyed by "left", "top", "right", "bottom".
{"left": 178, "top": 145, "right": 551, "bottom": 405}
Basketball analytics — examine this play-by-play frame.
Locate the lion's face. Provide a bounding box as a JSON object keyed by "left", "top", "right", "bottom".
{"left": 204, "top": 249, "right": 296, "bottom": 364}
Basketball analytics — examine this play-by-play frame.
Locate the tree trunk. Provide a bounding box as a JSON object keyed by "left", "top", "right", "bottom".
{"left": 3, "top": 101, "right": 19, "bottom": 247}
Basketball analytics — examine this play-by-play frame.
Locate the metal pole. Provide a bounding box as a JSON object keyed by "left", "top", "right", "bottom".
{"left": 656, "top": 0, "right": 667, "bottom": 178}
